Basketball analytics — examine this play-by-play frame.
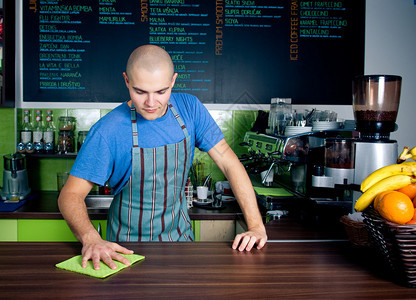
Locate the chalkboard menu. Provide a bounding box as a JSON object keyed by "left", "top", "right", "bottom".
{"left": 23, "top": 0, "right": 365, "bottom": 105}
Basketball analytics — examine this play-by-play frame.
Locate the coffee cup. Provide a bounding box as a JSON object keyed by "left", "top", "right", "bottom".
{"left": 215, "top": 181, "right": 233, "bottom": 195}
{"left": 196, "top": 186, "right": 208, "bottom": 201}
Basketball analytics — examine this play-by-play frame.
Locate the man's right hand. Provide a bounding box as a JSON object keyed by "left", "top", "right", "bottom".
{"left": 58, "top": 175, "right": 134, "bottom": 270}
{"left": 81, "top": 235, "right": 134, "bottom": 270}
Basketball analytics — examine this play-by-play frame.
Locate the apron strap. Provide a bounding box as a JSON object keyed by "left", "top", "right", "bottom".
{"left": 130, "top": 103, "right": 139, "bottom": 147}
{"left": 130, "top": 101, "right": 190, "bottom": 147}
{"left": 168, "top": 103, "right": 190, "bottom": 138}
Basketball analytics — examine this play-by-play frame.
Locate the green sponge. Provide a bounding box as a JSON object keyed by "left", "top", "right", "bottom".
{"left": 56, "top": 254, "right": 145, "bottom": 279}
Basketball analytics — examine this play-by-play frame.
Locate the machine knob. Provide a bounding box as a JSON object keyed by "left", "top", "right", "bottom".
{"left": 313, "top": 165, "right": 325, "bottom": 176}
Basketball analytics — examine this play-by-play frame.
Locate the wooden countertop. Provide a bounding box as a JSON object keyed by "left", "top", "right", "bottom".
{"left": 0, "top": 241, "right": 414, "bottom": 299}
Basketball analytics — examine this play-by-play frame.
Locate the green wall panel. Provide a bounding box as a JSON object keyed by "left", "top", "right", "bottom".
{"left": 17, "top": 219, "right": 106, "bottom": 242}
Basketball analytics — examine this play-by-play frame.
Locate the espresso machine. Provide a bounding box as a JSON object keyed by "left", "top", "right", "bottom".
{"left": 1, "top": 153, "right": 31, "bottom": 201}
{"left": 241, "top": 75, "right": 402, "bottom": 213}
{"left": 241, "top": 128, "right": 346, "bottom": 209}
{"left": 311, "top": 75, "right": 401, "bottom": 192}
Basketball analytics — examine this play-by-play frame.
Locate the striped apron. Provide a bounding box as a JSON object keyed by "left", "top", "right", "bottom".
{"left": 106, "top": 102, "right": 194, "bottom": 242}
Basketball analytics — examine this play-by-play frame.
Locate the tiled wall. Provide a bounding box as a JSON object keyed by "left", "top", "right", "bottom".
{"left": 1, "top": 107, "right": 257, "bottom": 192}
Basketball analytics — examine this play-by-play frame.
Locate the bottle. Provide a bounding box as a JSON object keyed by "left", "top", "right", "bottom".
{"left": 77, "top": 130, "right": 88, "bottom": 152}
{"left": 17, "top": 109, "right": 33, "bottom": 153}
{"left": 33, "top": 110, "right": 44, "bottom": 153}
{"left": 99, "top": 181, "right": 112, "bottom": 195}
{"left": 44, "top": 110, "right": 56, "bottom": 153}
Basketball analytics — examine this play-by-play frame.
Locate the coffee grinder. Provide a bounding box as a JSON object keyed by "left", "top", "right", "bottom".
{"left": 1, "top": 153, "right": 31, "bottom": 201}
{"left": 352, "top": 75, "right": 402, "bottom": 185}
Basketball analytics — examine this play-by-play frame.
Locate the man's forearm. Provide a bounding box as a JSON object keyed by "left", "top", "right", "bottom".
{"left": 224, "top": 162, "right": 264, "bottom": 229}
{"left": 57, "top": 176, "right": 101, "bottom": 244}
{"left": 208, "top": 139, "right": 264, "bottom": 230}
{"left": 58, "top": 191, "right": 101, "bottom": 243}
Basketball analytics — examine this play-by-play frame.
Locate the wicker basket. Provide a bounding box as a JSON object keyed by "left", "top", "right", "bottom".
{"left": 340, "top": 215, "right": 372, "bottom": 247}
{"left": 363, "top": 208, "right": 416, "bottom": 287}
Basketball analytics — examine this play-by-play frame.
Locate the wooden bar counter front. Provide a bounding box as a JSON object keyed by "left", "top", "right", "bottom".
{"left": 1, "top": 241, "right": 415, "bottom": 299}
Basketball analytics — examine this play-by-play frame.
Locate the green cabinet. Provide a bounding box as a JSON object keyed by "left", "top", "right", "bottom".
{"left": 192, "top": 220, "right": 200, "bottom": 241}
{"left": 0, "top": 218, "right": 240, "bottom": 242}
{"left": 17, "top": 219, "right": 106, "bottom": 242}
{"left": 0, "top": 219, "right": 18, "bottom": 241}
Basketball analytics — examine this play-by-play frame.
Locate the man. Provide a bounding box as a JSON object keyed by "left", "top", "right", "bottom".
{"left": 58, "top": 45, "right": 267, "bottom": 270}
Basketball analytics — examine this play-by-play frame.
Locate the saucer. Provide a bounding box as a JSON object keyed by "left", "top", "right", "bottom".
{"left": 220, "top": 195, "right": 236, "bottom": 203}
{"left": 192, "top": 199, "right": 225, "bottom": 210}
{"left": 193, "top": 199, "right": 213, "bottom": 206}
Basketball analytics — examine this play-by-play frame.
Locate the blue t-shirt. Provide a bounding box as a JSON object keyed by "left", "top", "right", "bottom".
{"left": 70, "top": 93, "right": 224, "bottom": 195}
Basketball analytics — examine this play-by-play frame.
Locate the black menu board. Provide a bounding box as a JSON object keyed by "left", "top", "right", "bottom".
{"left": 23, "top": 0, "right": 365, "bottom": 104}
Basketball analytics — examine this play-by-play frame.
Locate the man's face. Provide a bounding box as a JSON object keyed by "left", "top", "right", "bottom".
{"left": 123, "top": 67, "right": 177, "bottom": 121}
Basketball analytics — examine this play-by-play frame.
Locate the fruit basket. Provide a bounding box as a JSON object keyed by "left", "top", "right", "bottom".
{"left": 339, "top": 215, "right": 371, "bottom": 247}
{"left": 363, "top": 207, "right": 416, "bottom": 287}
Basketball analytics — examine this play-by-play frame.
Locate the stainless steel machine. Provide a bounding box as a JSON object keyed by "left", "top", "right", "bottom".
{"left": 352, "top": 75, "right": 401, "bottom": 184}
{"left": 241, "top": 74, "right": 402, "bottom": 214}
{"left": 1, "top": 153, "right": 31, "bottom": 201}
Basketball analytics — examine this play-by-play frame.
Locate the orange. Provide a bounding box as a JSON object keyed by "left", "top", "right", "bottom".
{"left": 373, "top": 190, "right": 394, "bottom": 212}
{"left": 413, "top": 195, "right": 416, "bottom": 208}
{"left": 406, "top": 209, "right": 416, "bottom": 225}
{"left": 377, "top": 191, "right": 414, "bottom": 225}
{"left": 397, "top": 183, "right": 416, "bottom": 200}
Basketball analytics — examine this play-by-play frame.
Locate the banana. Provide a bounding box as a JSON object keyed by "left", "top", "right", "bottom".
{"left": 397, "top": 146, "right": 410, "bottom": 163}
{"left": 355, "top": 174, "right": 416, "bottom": 212}
{"left": 397, "top": 146, "right": 416, "bottom": 163}
{"left": 410, "top": 147, "right": 416, "bottom": 162}
{"left": 360, "top": 161, "right": 416, "bottom": 193}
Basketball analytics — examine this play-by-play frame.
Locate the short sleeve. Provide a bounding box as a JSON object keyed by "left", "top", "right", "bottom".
{"left": 192, "top": 98, "right": 224, "bottom": 152}
{"left": 70, "top": 128, "right": 114, "bottom": 186}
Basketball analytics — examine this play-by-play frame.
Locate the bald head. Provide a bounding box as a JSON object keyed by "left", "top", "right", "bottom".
{"left": 125, "top": 45, "right": 175, "bottom": 79}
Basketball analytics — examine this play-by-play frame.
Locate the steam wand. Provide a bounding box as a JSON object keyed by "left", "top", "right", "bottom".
{"left": 261, "top": 162, "right": 275, "bottom": 185}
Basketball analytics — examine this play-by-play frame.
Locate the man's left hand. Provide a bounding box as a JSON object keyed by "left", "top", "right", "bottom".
{"left": 232, "top": 225, "right": 267, "bottom": 251}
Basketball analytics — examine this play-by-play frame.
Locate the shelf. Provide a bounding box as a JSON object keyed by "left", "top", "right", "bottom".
{"left": 25, "top": 153, "right": 77, "bottom": 159}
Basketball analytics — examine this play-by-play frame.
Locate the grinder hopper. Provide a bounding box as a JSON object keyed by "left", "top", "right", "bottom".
{"left": 353, "top": 75, "right": 402, "bottom": 140}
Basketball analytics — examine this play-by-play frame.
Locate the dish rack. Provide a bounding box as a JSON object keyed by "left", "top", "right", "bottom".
{"left": 363, "top": 207, "right": 416, "bottom": 287}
